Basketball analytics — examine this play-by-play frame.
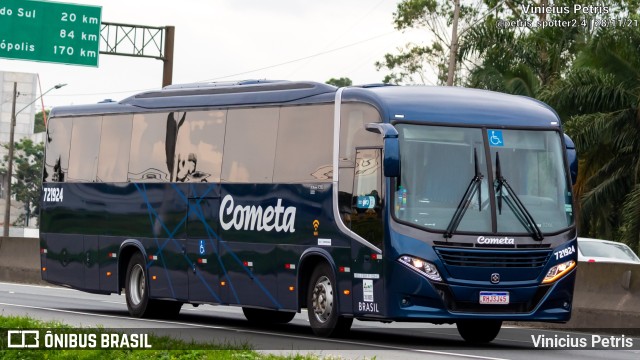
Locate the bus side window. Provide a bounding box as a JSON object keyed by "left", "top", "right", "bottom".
{"left": 350, "top": 148, "right": 383, "bottom": 249}
{"left": 44, "top": 117, "right": 73, "bottom": 183}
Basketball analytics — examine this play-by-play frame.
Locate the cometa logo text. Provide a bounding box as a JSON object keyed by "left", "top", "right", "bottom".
{"left": 477, "top": 236, "right": 515, "bottom": 245}
{"left": 219, "top": 195, "right": 296, "bottom": 233}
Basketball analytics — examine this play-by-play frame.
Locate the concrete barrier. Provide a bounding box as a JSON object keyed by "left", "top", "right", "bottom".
{"left": 0, "top": 236, "right": 45, "bottom": 284}
{"left": 1, "top": 236, "right": 640, "bottom": 329}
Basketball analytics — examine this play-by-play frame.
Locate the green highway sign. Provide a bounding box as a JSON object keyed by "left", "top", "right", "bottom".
{"left": 0, "top": 0, "right": 101, "bottom": 66}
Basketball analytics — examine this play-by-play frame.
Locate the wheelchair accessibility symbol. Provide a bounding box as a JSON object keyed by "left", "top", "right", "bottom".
{"left": 199, "top": 240, "right": 205, "bottom": 255}
{"left": 488, "top": 130, "right": 504, "bottom": 147}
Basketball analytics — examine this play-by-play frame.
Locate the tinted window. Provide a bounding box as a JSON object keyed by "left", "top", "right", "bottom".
{"left": 97, "top": 115, "right": 133, "bottom": 182}
{"left": 350, "top": 148, "right": 384, "bottom": 248}
{"left": 273, "top": 105, "right": 333, "bottom": 183}
{"left": 129, "top": 112, "right": 175, "bottom": 182}
{"left": 338, "top": 103, "right": 382, "bottom": 226}
{"left": 44, "top": 117, "right": 73, "bottom": 182}
{"left": 173, "top": 110, "right": 226, "bottom": 183}
{"left": 68, "top": 117, "right": 102, "bottom": 182}
{"left": 222, "top": 108, "right": 279, "bottom": 183}
{"left": 339, "top": 103, "right": 382, "bottom": 165}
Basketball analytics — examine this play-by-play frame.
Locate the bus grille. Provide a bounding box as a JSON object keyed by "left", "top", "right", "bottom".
{"left": 434, "top": 247, "right": 552, "bottom": 268}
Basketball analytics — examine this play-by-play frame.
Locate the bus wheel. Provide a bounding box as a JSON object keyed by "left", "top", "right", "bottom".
{"left": 456, "top": 320, "right": 502, "bottom": 343}
{"left": 307, "top": 263, "right": 353, "bottom": 337}
{"left": 125, "top": 252, "right": 152, "bottom": 317}
{"left": 242, "top": 308, "right": 296, "bottom": 324}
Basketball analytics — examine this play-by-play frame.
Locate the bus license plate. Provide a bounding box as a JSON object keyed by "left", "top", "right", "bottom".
{"left": 479, "top": 291, "right": 509, "bottom": 305}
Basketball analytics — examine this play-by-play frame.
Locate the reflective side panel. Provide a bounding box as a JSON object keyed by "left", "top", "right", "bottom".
{"left": 221, "top": 108, "right": 279, "bottom": 183}
{"left": 128, "top": 112, "right": 174, "bottom": 182}
{"left": 44, "top": 117, "right": 73, "bottom": 182}
{"left": 273, "top": 105, "right": 333, "bottom": 183}
{"left": 97, "top": 115, "right": 133, "bottom": 182}
{"left": 173, "top": 110, "right": 227, "bottom": 183}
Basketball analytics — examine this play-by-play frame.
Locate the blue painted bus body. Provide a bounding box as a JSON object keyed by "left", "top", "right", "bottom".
{"left": 40, "top": 81, "right": 576, "bottom": 327}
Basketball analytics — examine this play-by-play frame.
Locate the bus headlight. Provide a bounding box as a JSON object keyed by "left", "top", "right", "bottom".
{"left": 542, "top": 260, "right": 576, "bottom": 284}
{"left": 398, "top": 255, "right": 442, "bottom": 282}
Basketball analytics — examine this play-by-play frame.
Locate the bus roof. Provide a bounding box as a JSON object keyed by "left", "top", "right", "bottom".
{"left": 343, "top": 85, "right": 561, "bottom": 128}
{"left": 50, "top": 80, "right": 560, "bottom": 128}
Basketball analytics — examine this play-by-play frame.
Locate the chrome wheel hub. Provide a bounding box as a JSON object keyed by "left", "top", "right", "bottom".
{"left": 312, "top": 275, "right": 333, "bottom": 323}
{"left": 130, "top": 264, "right": 145, "bottom": 305}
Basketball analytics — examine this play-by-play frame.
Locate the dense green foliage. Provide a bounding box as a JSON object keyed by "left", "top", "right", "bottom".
{"left": 34, "top": 110, "right": 49, "bottom": 134}
{"left": 379, "top": 0, "right": 640, "bottom": 252}
{"left": 0, "top": 139, "right": 44, "bottom": 226}
{"left": 326, "top": 77, "right": 353, "bottom": 87}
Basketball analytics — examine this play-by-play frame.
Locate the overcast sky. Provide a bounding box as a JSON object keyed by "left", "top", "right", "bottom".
{"left": 1, "top": 0, "right": 426, "bottom": 108}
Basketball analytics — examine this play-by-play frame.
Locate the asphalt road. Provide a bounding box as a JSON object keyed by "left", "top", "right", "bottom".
{"left": 1, "top": 282, "right": 639, "bottom": 359}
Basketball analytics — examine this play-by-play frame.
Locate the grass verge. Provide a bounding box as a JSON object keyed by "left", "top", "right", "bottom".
{"left": 0, "top": 315, "right": 325, "bottom": 359}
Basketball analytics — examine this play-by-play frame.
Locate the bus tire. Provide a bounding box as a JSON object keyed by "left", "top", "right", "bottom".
{"left": 242, "top": 308, "right": 296, "bottom": 324}
{"left": 125, "top": 252, "right": 153, "bottom": 317}
{"left": 307, "top": 263, "right": 353, "bottom": 337}
{"left": 456, "top": 320, "right": 502, "bottom": 343}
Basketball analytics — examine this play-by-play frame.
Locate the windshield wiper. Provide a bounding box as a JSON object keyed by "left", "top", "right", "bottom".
{"left": 494, "top": 152, "right": 544, "bottom": 241}
{"left": 444, "top": 149, "right": 483, "bottom": 239}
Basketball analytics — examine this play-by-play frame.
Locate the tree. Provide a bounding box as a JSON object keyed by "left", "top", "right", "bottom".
{"left": 460, "top": 0, "right": 616, "bottom": 97}
{"left": 326, "top": 77, "right": 353, "bottom": 87}
{"left": 34, "top": 110, "right": 49, "bottom": 133}
{"left": 376, "top": 0, "right": 491, "bottom": 85}
{"left": 543, "top": 13, "right": 640, "bottom": 251}
{"left": 0, "top": 139, "right": 44, "bottom": 226}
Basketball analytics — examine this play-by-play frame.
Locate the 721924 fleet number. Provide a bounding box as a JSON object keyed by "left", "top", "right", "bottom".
{"left": 43, "top": 187, "right": 64, "bottom": 203}
{"left": 553, "top": 245, "right": 575, "bottom": 260}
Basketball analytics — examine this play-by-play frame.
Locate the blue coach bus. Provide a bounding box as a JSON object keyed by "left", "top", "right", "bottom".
{"left": 40, "top": 81, "right": 578, "bottom": 343}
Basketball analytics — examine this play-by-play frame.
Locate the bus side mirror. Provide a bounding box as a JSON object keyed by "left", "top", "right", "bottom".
{"left": 366, "top": 123, "right": 400, "bottom": 178}
{"left": 564, "top": 134, "right": 578, "bottom": 185}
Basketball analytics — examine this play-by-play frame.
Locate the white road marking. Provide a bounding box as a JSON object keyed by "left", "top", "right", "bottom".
{"left": 101, "top": 301, "right": 126, "bottom": 305}
{"left": 0, "top": 301, "right": 510, "bottom": 360}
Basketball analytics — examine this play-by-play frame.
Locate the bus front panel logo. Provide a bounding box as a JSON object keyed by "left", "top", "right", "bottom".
{"left": 491, "top": 273, "right": 500, "bottom": 284}
{"left": 477, "top": 236, "right": 515, "bottom": 245}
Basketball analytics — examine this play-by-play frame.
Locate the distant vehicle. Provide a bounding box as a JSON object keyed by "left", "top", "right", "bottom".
{"left": 577, "top": 238, "right": 640, "bottom": 264}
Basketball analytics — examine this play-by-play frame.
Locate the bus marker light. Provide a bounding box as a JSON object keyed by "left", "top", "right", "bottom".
{"left": 339, "top": 267, "right": 350, "bottom": 273}
{"left": 243, "top": 261, "right": 253, "bottom": 267}
{"left": 149, "top": 255, "right": 158, "bottom": 261}
{"left": 289, "top": 286, "right": 295, "bottom": 292}
{"left": 152, "top": 275, "right": 157, "bottom": 280}
{"left": 371, "top": 254, "right": 382, "bottom": 260}
{"left": 42, "top": 267, "right": 46, "bottom": 272}
{"left": 106, "top": 272, "right": 112, "bottom": 277}
{"left": 40, "top": 248, "right": 47, "bottom": 254}
{"left": 108, "top": 253, "right": 117, "bottom": 258}
{"left": 343, "top": 290, "right": 350, "bottom": 295}
{"left": 197, "top": 258, "right": 207, "bottom": 264}
{"left": 221, "top": 281, "right": 226, "bottom": 286}
{"left": 285, "top": 263, "right": 295, "bottom": 269}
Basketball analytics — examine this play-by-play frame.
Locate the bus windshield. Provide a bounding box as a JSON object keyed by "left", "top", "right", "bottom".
{"left": 394, "top": 124, "right": 573, "bottom": 236}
